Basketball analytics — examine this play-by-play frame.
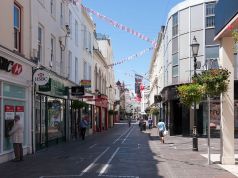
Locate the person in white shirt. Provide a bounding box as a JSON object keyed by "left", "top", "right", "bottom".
{"left": 9, "top": 115, "right": 24, "bottom": 161}
{"left": 157, "top": 119, "right": 166, "bottom": 144}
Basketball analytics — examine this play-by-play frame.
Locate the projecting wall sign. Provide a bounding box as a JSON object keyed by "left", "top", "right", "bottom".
{"left": 33, "top": 69, "right": 50, "bottom": 85}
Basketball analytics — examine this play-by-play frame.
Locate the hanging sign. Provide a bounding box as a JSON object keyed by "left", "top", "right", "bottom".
{"left": 5, "top": 105, "right": 15, "bottom": 120}
{"left": 80, "top": 80, "right": 91, "bottom": 88}
{"left": 33, "top": 69, "right": 50, "bottom": 85}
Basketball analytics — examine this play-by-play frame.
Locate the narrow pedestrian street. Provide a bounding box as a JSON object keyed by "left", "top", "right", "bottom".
{"left": 0, "top": 121, "right": 237, "bottom": 178}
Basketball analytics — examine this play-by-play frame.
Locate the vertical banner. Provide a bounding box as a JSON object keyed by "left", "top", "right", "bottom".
{"left": 5, "top": 105, "right": 15, "bottom": 120}
{"left": 15, "top": 106, "right": 24, "bottom": 126}
{"left": 135, "top": 74, "right": 143, "bottom": 102}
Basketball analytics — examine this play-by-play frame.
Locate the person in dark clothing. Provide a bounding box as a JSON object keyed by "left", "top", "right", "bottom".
{"left": 80, "top": 115, "right": 89, "bottom": 140}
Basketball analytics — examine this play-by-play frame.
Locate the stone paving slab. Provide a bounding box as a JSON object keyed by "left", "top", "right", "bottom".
{"left": 148, "top": 127, "right": 238, "bottom": 178}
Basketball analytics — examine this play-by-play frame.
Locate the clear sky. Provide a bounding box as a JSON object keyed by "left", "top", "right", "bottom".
{"left": 82, "top": 0, "right": 183, "bottom": 90}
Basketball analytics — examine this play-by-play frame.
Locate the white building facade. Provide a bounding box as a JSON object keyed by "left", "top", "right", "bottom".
{"left": 150, "top": 0, "right": 220, "bottom": 136}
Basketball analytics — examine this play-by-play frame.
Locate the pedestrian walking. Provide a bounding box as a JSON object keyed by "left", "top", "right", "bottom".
{"left": 148, "top": 117, "right": 153, "bottom": 129}
{"left": 157, "top": 119, "right": 166, "bottom": 144}
{"left": 80, "top": 115, "right": 89, "bottom": 140}
{"left": 128, "top": 117, "right": 131, "bottom": 127}
{"left": 9, "top": 115, "right": 24, "bottom": 162}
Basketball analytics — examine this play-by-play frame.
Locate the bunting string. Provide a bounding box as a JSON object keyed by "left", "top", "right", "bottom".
{"left": 108, "top": 47, "right": 153, "bottom": 67}
{"left": 81, "top": 5, "right": 157, "bottom": 47}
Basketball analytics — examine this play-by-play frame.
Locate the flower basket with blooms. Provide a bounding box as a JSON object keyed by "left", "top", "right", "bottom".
{"left": 150, "top": 107, "right": 160, "bottom": 116}
{"left": 193, "top": 68, "right": 230, "bottom": 97}
{"left": 177, "top": 83, "right": 204, "bottom": 107}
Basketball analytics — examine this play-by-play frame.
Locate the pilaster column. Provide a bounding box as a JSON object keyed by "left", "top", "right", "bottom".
{"left": 220, "top": 37, "right": 235, "bottom": 165}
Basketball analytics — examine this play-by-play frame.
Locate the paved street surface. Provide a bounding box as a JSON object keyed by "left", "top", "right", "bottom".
{"left": 0, "top": 121, "right": 237, "bottom": 178}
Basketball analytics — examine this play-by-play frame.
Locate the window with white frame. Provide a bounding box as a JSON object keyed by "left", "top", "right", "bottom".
{"left": 88, "top": 65, "right": 91, "bottom": 80}
{"left": 83, "top": 61, "right": 87, "bottom": 79}
{"left": 60, "top": 50, "right": 64, "bottom": 76}
{"left": 205, "top": 45, "right": 219, "bottom": 69}
{"left": 206, "top": 3, "right": 215, "bottom": 28}
{"left": 37, "top": 25, "right": 43, "bottom": 62}
{"left": 75, "top": 57, "right": 78, "bottom": 82}
{"left": 50, "top": 35, "right": 55, "bottom": 69}
{"left": 88, "top": 31, "right": 91, "bottom": 52}
{"left": 75, "top": 20, "right": 78, "bottom": 46}
{"left": 14, "top": 3, "right": 21, "bottom": 52}
{"left": 83, "top": 24, "right": 87, "bottom": 49}
{"left": 50, "top": 0, "right": 56, "bottom": 18}
{"left": 172, "top": 13, "right": 178, "bottom": 37}
{"left": 69, "top": 10, "right": 72, "bottom": 38}
{"left": 68, "top": 51, "right": 72, "bottom": 79}
{"left": 60, "top": 2, "right": 64, "bottom": 26}
{"left": 172, "top": 53, "right": 178, "bottom": 83}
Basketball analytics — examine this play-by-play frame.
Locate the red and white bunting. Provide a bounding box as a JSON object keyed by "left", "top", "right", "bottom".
{"left": 81, "top": 5, "right": 157, "bottom": 47}
{"left": 108, "top": 47, "right": 153, "bottom": 67}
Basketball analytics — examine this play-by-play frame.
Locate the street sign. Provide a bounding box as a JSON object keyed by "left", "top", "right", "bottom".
{"left": 71, "top": 86, "right": 85, "bottom": 96}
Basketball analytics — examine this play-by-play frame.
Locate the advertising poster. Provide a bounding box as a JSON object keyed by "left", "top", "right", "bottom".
{"left": 210, "top": 103, "right": 220, "bottom": 130}
{"left": 15, "top": 106, "right": 24, "bottom": 126}
{"left": 5, "top": 105, "right": 14, "bottom": 120}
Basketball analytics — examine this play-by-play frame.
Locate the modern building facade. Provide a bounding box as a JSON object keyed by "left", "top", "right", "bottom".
{"left": 149, "top": 0, "right": 221, "bottom": 136}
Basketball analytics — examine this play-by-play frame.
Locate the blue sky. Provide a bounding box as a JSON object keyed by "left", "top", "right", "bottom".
{"left": 82, "top": 0, "right": 183, "bottom": 90}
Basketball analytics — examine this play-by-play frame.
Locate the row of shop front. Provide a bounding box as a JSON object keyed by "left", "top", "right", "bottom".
{"left": 0, "top": 46, "right": 112, "bottom": 163}
{"left": 158, "top": 85, "right": 238, "bottom": 137}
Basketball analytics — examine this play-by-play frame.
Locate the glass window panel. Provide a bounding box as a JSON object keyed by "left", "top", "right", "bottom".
{"left": 206, "top": 16, "right": 215, "bottom": 27}
{"left": 206, "top": 3, "right": 215, "bottom": 16}
{"left": 3, "top": 83, "right": 25, "bottom": 99}
{"left": 172, "top": 53, "right": 178, "bottom": 65}
{"left": 206, "top": 46, "right": 219, "bottom": 59}
{"left": 14, "top": 5, "right": 20, "bottom": 28}
{"left": 47, "top": 97, "right": 65, "bottom": 142}
{"left": 3, "top": 100, "right": 26, "bottom": 151}
{"left": 172, "top": 66, "right": 178, "bottom": 77}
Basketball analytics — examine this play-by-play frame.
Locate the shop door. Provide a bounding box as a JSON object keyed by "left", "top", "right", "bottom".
{"left": 35, "top": 95, "right": 46, "bottom": 150}
{"left": 47, "top": 97, "right": 66, "bottom": 146}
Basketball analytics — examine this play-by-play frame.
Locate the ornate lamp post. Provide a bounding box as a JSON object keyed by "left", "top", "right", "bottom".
{"left": 190, "top": 36, "right": 200, "bottom": 151}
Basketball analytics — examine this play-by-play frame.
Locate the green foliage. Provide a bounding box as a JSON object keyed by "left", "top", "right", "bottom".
{"left": 108, "top": 110, "right": 114, "bottom": 115}
{"left": 71, "top": 100, "right": 88, "bottom": 109}
{"left": 232, "top": 29, "right": 238, "bottom": 43}
{"left": 150, "top": 107, "right": 160, "bottom": 115}
{"left": 177, "top": 83, "right": 204, "bottom": 107}
{"left": 145, "top": 106, "right": 151, "bottom": 114}
{"left": 193, "top": 68, "right": 230, "bottom": 97}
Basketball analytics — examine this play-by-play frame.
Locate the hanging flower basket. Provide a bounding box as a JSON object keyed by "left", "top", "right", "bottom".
{"left": 150, "top": 107, "right": 160, "bottom": 115}
{"left": 232, "top": 29, "right": 238, "bottom": 54}
{"left": 108, "top": 110, "right": 114, "bottom": 115}
{"left": 193, "top": 68, "right": 230, "bottom": 97}
{"left": 145, "top": 106, "right": 151, "bottom": 114}
{"left": 71, "top": 100, "right": 88, "bottom": 109}
{"left": 177, "top": 83, "right": 204, "bottom": 107}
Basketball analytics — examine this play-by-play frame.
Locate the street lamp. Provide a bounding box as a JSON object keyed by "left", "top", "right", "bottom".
{"left": 190, "top": 36, "right": 200, "bottom": 151}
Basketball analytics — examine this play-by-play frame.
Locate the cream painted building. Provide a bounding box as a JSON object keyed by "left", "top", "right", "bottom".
{"left": 93, "top": 33, "right": 115, "bottom": 129}
{"left": 0, "top": 0, "right": 34, "bottom": 163}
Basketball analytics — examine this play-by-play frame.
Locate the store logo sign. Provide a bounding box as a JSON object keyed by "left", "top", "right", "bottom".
{"left": 33, "top": 69, "right": 50, "bottom": 85}
{"left": 0, "top": 56, "right": 22, "bottom": 75}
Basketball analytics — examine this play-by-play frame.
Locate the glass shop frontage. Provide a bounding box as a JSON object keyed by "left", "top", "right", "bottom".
{"left": 34, "top": 77, "right": 68, "bottom": 150}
